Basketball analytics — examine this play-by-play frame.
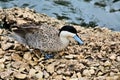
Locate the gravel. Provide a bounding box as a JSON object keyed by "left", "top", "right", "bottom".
{"left": 0, "top": 7, "right": 120, "bottom": 80}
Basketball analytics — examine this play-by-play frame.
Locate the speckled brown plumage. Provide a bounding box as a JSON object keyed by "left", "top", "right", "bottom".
{"left": 10, "top": 23, "right": 66, "bottom": 52}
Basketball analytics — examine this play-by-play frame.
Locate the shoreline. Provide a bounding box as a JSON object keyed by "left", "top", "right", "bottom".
{"left": 0, "top": 7, "right": 120, "bottom": 80}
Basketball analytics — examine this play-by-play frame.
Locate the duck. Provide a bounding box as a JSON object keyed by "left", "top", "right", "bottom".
{"left": 7, "top": 23, "right": 84, "bottom": 52}
{"left": 2, "top": 18, "right": 84, "bottom": 58}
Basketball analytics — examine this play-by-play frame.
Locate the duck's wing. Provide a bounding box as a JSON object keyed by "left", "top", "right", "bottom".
{"left": 11, "top": 24, "right": 59, "bottom": 50}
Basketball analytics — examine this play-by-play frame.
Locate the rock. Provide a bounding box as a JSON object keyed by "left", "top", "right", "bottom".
{"left": 82, "top": 69, "right": 91, "bottom": 77}
{"left": 14, "top": 43, "right": 28, "bottom": 51}
{"left": 0, "top": 29, "right": 4, "bottom": 34}
{"left": 43, "top": 70, "right": 49, "bottom": 79}
{"left": 63, "top": 71, "right": 72, "bottom": 76}
{"left": 89, "top": 69, "right": 95, "bottom": 75}
{"left": 45, "top": 64, "right": 55, "bottom": 74}
{"left": 11, "top": 53, "right": 22, "bottom": 61}
{"left": 0, "top": 63, "right": 4, "bottom": 71}
{"left": 64, "top": 54, "right": 77, "bottom": 59}
{"left": 29, "top": 68, "right": 36, "bottom": 77}
{"left": 0, "top": 69, "right": 13, "bottom": 79}
{"left": 53, "top": 75, "right": 63, "bottom": 80}
{"left": 117, "top": 56, "right": 120, "bottom": 61}
{"left": 1, "top": 42, "right": 14, "bottom": 50}
{"left": 97, "top": 71, "right": 103, "bottom": 76}
{"left": 109, "top": 54, "right": 116, "bottom": 60}
{"left": 70, "top": 78, "right": 78, "bottom": 80}
{"left": 14, "top": 73, "right": 27, "bottom": 79}
{"left": 76, "top": 72, "right": 81, "bottom": 78}
{"left": 23, "top": 52, "right": 32, "bottom": 60}
{"left": 106, "top": 76, "right": 119, "bottom": 80}
{"left": 35, "top": 71, "right": 43, "bottom": 79}
{"left": 0, "top": 49, "right": 5, "bottom": 55}
{"left": 104, "top": 61, "right": 111, "bottom": 66}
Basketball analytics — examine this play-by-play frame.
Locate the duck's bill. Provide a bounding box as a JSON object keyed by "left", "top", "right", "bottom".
{"left": 73, "top": 35, "right": 84, "bottom": 45}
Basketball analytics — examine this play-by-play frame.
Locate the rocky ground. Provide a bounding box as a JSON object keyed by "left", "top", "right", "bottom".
{"left": 0, "top": 8, "right": 120, "bottom": 80}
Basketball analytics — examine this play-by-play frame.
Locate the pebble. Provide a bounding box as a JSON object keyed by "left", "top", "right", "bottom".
{"left": 83, "top": 69, "right": 91, "bottom": 77}
{"left": 1, "top": 43, "right": 14, "bottom": 50}
{"left": 104, "top": 61, "right": 111, "bottom": 66}
{"left": 64, "top": 54, "right": 77, "bottom": 59}
{"left": 109, "top": 54, "right": 116, "bottom": 60}
{"left": 14, "top": 73, "right": 27, "bottom": 79}
{"left": 0, "top": 63, "right": 4, "bottom": 71}
{"left": 117, "top": 56, "right": 120, "bottom": 61}
{"left": 11, "top": 53, "right": 22, "bottom": 61}
{"left": 29, "top": 68, "right": 36, "bottom": 77}
{"left": 76, "top": 72, "right": 81, "bottom": 78}
{"left": 35, "top": 71, "right": 43, "bottom": 79}
{"left": 46, "top": 64, "right": 55, "bottom": 74}
{"left": 43, "top": 70, "right": 49, "bottom": 79}
{"left": 23, "top": 52, "right": 32, "bottom": 60}
{"left": 0, "top": 29, "right": 4, "bottom": 35}
{"left": 89, "top": 69, "right": 95, "bottom": 75}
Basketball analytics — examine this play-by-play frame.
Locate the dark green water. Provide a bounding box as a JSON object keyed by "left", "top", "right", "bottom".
{"left": 0, "top": 0, "right": 120, "bottom": 31}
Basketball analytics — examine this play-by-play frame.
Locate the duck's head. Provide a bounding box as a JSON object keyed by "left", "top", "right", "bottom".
{"left": 59, "top": 25, "right": 84, "bottom": 45}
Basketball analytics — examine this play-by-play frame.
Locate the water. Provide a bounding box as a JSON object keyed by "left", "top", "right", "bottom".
{"left": 0, "top": 0, "right": 120, "bottom": 31}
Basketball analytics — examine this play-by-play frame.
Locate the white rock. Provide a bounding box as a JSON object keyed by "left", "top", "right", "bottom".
{"left": 65, "top": 54, "right": 77, "bottom": 59}
{"left": 104, "top": 61, "right": 111, "bottom": 66}
{"left": 29, "top": 68, "right": 36, "bottom": 77}
{"left": 14, "top": 73, "right": 27, "bottom": 79}
{"left": 23, "top": 52, "right": 32, "bottom": 60}
{"left": 117, "top": 56, "right": 120, "bottom": 61}
{"left": 0, "top": 63, "right": 4, "bottom": 71}
{"left": 109, "top": 54, "right": 116, "bottom": 60}
{"left": 35, "top": 71, "right": 43, "bottom": 79}
{"left": 89, "top": 69, "right": 95, "bottom": 75}
{"left": 83, "top": 69, "right": 91, "bottom": 77}
{"left": 43, "top": 70, "right": 49, "bottom": 78}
